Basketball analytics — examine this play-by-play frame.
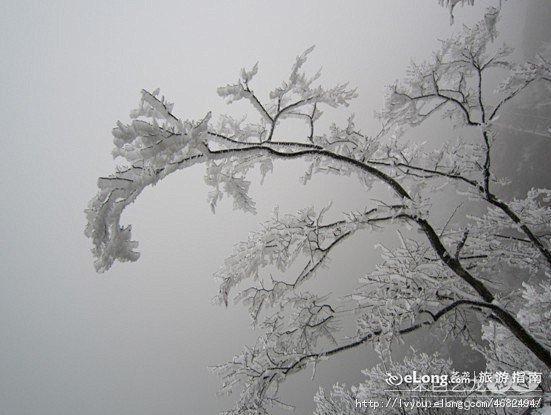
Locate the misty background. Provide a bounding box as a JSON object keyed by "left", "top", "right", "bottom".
{"left": 1, "top": 1, "right": 549, "bottom": 414}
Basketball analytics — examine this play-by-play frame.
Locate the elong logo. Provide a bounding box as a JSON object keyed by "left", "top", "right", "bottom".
{"left": 385, "top": 371, "right": 449, "bottom": 387}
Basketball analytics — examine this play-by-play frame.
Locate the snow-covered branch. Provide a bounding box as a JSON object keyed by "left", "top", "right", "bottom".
{"left": 86, "top": 13, "right": 551, "bottom": 412}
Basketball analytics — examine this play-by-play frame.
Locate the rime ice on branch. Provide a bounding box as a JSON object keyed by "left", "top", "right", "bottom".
{"left": 86, "top": 12, "right": 551, "bottom": 413}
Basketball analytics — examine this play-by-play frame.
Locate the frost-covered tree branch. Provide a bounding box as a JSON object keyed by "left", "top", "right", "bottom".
{"left": 86, "top": 10, "right": 550, "bottom": 413}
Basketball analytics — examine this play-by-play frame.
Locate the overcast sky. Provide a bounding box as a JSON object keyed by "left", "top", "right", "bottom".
{"left": 0, "top": 1, "right": 546, "bottom": 414}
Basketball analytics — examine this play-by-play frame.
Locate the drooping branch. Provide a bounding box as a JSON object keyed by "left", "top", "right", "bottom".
{"left": 87, "top": 89, "right": 549, "bottom": 366}
{"left": 86, "top": 28, "right": 551, "bottom": 414}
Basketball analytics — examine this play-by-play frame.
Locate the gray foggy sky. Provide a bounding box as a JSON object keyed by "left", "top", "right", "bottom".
{"left": 0, "top": 1, "right": 543, "bottom": 414}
